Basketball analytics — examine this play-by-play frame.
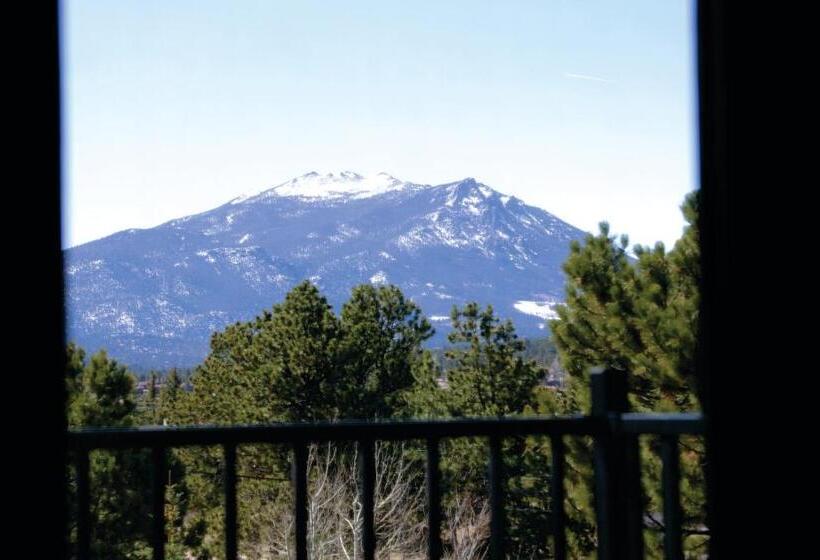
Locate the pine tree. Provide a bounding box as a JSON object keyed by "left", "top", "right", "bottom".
{"left": 438, "top": 303, "right": 549, "bottom": 558}
{"left": 446, "top": 303, "right": 543, "bottom": 417}
{"left": 69, "top": 349, "right": 136, "bottom": 428}
{"left": 404, "top": 349, "right": 448, "bottom": 417}
{"left": 550, "top": 192, "right": 700, "bottom": 412}
{"left": 338, "top": 283, "right": 433, "bottom": 418}
{"left": 157, "top": 368, "right": 183, "bottom": 425}
{"left": 65, "top": 342, "right": 85, "bottom": 409}
{"left": 547, "top": 191, "right": 707, "bottom": 557}
{"left": 261, "top": 280, "right": 343, "bottom": 421}
{"left": 66, "top": 347, "right": 153, "bottom": 560}
{"left": 178, "top": 281, "right": 342, "bottom": 427}
{"left": 182, "top": 280, "right": 434, "bottom": 425}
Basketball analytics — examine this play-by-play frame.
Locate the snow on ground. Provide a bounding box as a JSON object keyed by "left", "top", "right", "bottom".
{"left": 513, "top": 300, "right": 560, "bottom": 320}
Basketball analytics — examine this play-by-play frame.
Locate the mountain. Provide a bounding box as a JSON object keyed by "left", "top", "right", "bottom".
{"left": 65, "top": 171, "right": 587, "bottom": 370}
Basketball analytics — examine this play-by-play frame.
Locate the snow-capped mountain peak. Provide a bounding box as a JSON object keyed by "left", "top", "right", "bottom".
{"left": 232, "top": 171, "right": 411, "bottom": 204}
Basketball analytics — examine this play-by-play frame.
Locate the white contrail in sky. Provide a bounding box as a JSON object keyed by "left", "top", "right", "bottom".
{"left": 564, "top": 72, "right": 615, "bottom": 83}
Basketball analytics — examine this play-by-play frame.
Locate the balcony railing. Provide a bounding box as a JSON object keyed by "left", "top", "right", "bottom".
{"left": 67, "top": 368, "right": 705, "bottom": 560}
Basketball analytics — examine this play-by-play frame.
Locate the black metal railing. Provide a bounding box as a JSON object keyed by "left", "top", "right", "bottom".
{"left": 67, "top": 368, "right": 705, "bottom": 560}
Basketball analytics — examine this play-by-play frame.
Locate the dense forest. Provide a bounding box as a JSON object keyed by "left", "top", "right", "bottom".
{"left": 66, "top": 192, "right": 705, "bottom": 559}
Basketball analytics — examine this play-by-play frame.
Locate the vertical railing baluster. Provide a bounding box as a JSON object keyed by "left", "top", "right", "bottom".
{"left": 426, "top": 437, "right": 442, "bottom": 560}
{"left": 550, "top": 435, "right": 567, "bottom": 560}
{"left": 591, "top": 368, "right": 644, "bottom": 560}
{"left": 488, "top": 435, "right": 505, "bottom": 560}
{"left": 292, "top": 441, "right": 308, "bottom": 560}
{"left": 625, "top": 434, "right": 645, "bottom": 559}
{"left": 77, "top": 449, "right": 91, "bottom": 560}
{"left": 224, "top": 443, "right": 238, "bottom": 560}
{"left": 152, "top": 446, "right": 167, "bottom": 560}
{"left": 592, "top": 369, "right": 621, "bottom": 560}
{"left": 359, "top": 438, "right": 376, "bottom": 560}
{"left": 661, "top": 435, "right": 683, "bottom": 560}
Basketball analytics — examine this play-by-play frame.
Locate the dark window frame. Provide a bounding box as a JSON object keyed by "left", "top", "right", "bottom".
{"left": 26, "top": 1, "right": 731, "bottom": 556}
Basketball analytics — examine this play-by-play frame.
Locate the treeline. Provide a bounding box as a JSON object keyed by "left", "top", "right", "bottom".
{"left": 143, "top": 337, "right": 558, "bottom": 389}
{"left": 67, "top": 191, "right": 706, "bottom": 559}
{"left": 428, "top": 336, "right": 559, "bottom": 378}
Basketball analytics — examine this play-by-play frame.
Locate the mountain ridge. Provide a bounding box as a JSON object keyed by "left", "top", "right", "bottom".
{"left": 66, "top": 172, "right": 587, "bottom": 370}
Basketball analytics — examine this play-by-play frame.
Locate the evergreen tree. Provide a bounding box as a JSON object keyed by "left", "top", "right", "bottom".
{"left": 446, "top": 303, "right": 543, "bottom": 417}
{"left": 149, "top": 371, "right": 158, "bottom": 403}
{"left": 66, "top": 348, "right": 152, "bottom": 559}
{"left": 157, "top": 368, "right": 183, "bottom": 425}
{"left": 183, "top": 280, "right": 434, "bottom": 425}
{"left": 550, "top": 192, "right": 700, "bottom": 412}
{"left": 179, "top": 281, "right": 342, "bottom": 426}
{"left": 65, "top": 342, "right": 85, "bottom": 408}
{"left": 261, "top": 281, "right": 343, "bottom": 421}
{"left": 404, "top": 349, "right": 448, "bottom": 417}
{"left": 547, "top": 191, "right": 706, "bottom": 557}
{"left": 438, "top": 303, "right": 550, "bottom": 558}
{"left": 339, "top": 283, "right": 433, "bottom": 418}
{"left": 69, "top": 349, "right": 136, "bottom": 428}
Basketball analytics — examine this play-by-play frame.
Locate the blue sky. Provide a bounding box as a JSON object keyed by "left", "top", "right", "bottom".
{"left": 62, "top": 0, "right": 696, "bottom": 250}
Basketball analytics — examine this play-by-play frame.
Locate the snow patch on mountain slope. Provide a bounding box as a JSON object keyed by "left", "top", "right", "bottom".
{"left": 513, "top": 300, "right": 560, "bottom": 320}
{"left": 462, "top": 194, "right": 485, "bottom": 216}
{"left": 329, "top": 223, "right": 361, "bottom": 243}
{"left": 66, "top": 259, "right": 104, "bottom": 276}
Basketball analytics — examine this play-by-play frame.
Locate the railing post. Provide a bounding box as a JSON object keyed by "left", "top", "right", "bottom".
{"left": 292, "top": 441, "right": 308, "bottom": 560}
{"left": 151, "top": 446, "right": 167, "bottom": 560}
{"left": 76, "top": 450, "right": 90, "bottom": 560}
{"left": 550, "top": 435, "right": 567, "bottom": 560}
{"left": 426, "top": 437, "right": 442, "bottom": 560}
{"left": 591, "top": 367, "right": 644, "bottom": 560}
{"left": 224, "top": 443, "right": 238, "bottom": 560}
{"left": 661, "top": 435, "right": 683, "bottom": 560}
{"left": 488, "top": 435, "right": 505, "bottom": 560}
{"left": 358, "top": 438, "right": 376, "bottom": 560}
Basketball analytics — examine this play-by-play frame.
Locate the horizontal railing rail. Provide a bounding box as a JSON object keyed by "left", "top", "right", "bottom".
{"left": 67, "top": 368, "right": 706, "bottom": 560}
{"left": 67, "top": 413, "right": 703, "bottom": 450}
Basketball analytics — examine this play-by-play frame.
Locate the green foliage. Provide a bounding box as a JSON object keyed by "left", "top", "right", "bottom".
{"left": 403, "top": 349, "right": 447, "bottom": 417}
{"left": 69, "top": 349, "right": 136, "bottom": 428}
{"left": 446, "top": 303, "right": 544, "bottom": 417}
{"left": 547, "top": 191, "right": 706, "bottom": 557}
{"left": 157, "top": 368, "right": 184, "bottom": 425}
{"left": 66, "top": 347, "right": 195, "bottom": 560}
{"left": 260, "top": 280, "right": 343, "bottom": 421}
{"left": 550, "top": 192, "right": 700, "bottom": 412}
{"left": 66, "top": 348, "right": 148, "bottom": 559}
{"left": 339, "top": 283, "right": 433, "bottom": 418}
{"left": 181, "top": 280, "right": 433, "bottom": 426}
